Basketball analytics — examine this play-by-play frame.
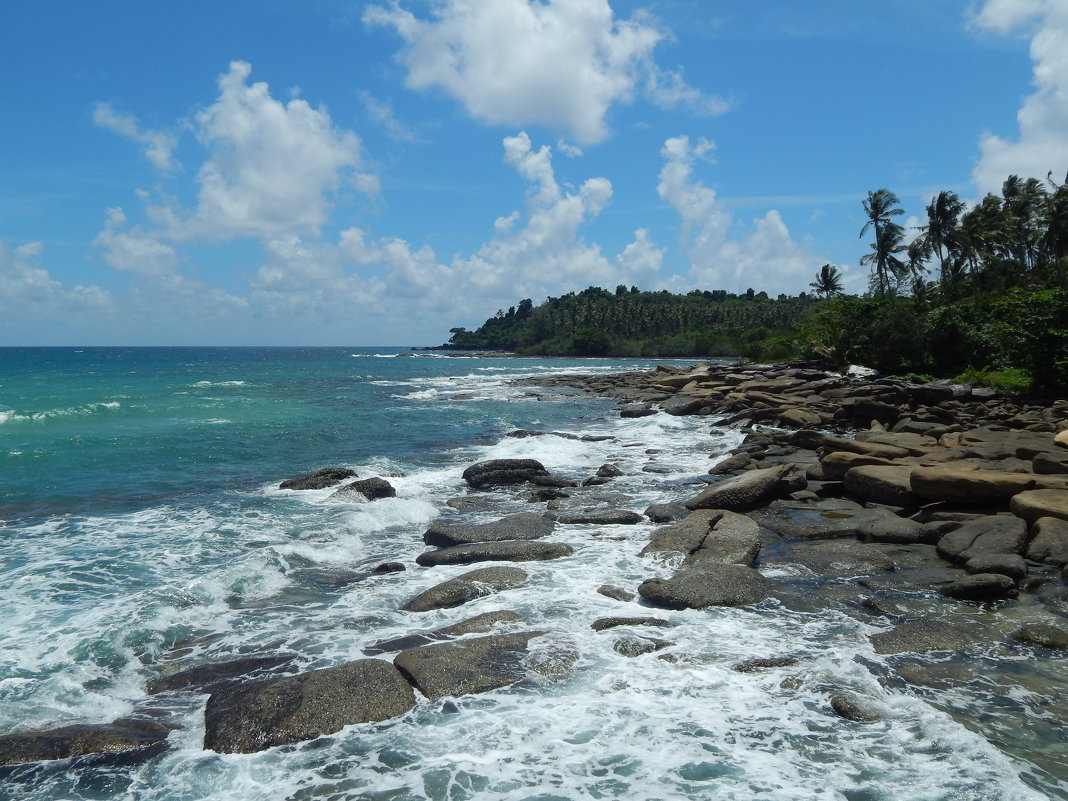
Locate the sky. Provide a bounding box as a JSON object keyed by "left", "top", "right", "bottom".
{"left": 2, "top": 0, "right": 1066, "bottom": 346}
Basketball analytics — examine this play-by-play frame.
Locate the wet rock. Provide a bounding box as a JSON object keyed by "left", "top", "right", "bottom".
{"left": 829, "top": 692, "right": 884, "bottom": 723}
{"left": 749, "top": 500, "right": 898, "bottom": 541}
{"left": 964, "top": 554, "right": 1027, "bottom": 582}
{"left": 423, "top": 513, "right": 555, "bottom": 547}
{"left": 661, "top": 395, "right": 709, "bottom": 416}
{"left": 613, "top": 635, "right": 671, "bottom": 657}
{"left": 373, "top": 562, "right": 406, "bottom": 574}
{"left": 415, "top": 541, "right": 574, "bottom": 567}
{"left": 684, "top": 463, "right": 796, "bottom": 512}
{"left": 597, "top": 584, "right": 636, "bottom": 602}
{"left": 279, "top": 467, "right": 356, "bottom": 490}
{"left": 434, "top": 611, "right": 525, "bottom": 637}
{"left": 393, "top": 632, "right": 574, "bottom": 701}
{"left": 819, "top": 452, "right": 899, "bottom": 481}
{"left": 869, "top": 619, "right": 988, "bottom": 654}
{"left": 1032, "top": 451, "right": 1068, "bottom": 475}
{"left": 640, "top": 509, "right": 761, "bottom": 567}
{"left": 774, "top": 540, "right": 895, "bottom": 576}
{"left": 203, "top": 659, "right": 415, "bottom": 754}
{"left": 939, "top": 573, "right": 1016, "bottom": 601}
{"left": 591, "top": 616, "right": 669, "bottom": 631}
{"left": 400, "top": 566, "right": 528, "bottom": 612}
{"left": 462, "top": 459, "right": 551, "bottom": 489}
{"left": 709, "top": 452, "right": 758, "bottom": 475}
{"left": 1026, "top": 517, "right": 1068, "bottom": 565}
{"left": 1011, "top": 623, "right": 1068, "bottom": 649}
{"left": 637, "top": 564, "right": 773, "bottom": 609}
{"left": 148, "top": 654, "right": 298, "bottom": 694}
{"left": 620, "top": 403, "right": 657, "bottom": 418}
{"left": 1010, "top": 489, "right": 1068, "bottom": 524}
{"left": 732, "top": 657, "right": 798, "bottom": 672}
{"left": 936, "top": 515, "right": 1027, "bottom": 565}
{"left": 597, "top": 463, "right": 625, "bottom": 478}
{"left": 332, "top": 477, "right": 396, "bottom": 501}
{"left": 644, "top": 503, "right": 690, "bottom": 523}
{"left": 0, "top": 719, "right": 171, "bottom": 766}
{"left": 550, "top": 508, "right": 644, "bottom": 525}
{"left": 855, "top": 516, "right": 924, "bottom": 545}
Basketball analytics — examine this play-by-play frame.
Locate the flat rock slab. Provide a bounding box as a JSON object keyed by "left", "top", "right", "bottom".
{"left": 1010, "top": 489, "right": 1068, "bottom": 524}
{"left": 423, "top": 513, "right": 555, "bottom": 546}
{"left": 684, "top": 463, "right": 795, "bottom": 512}
{"left": 551, "top": 508, "right": 643, "bottom": 525}
{"left": 638, "top": 564, "right": 773, "bottom": 609}
{"left": 843, "top": 465, "right": 919, "bottom": 507}
{"left": 0, "top": 719, "right": 170, "bottom": 766}
{"left": 416, "top": 541, "right": 574, "bottom": 567}
{"left": 936, "top": 515, "right": 1027, "bottom": 565}
{"left": 401, "top": 566, "right": 528, "bottom": 612}
{"left": 203, "top": 659, "right": 415, "bottom": 754}
{"left": 911, "top": 467, "right": 1068, "bottom": 506}
{"left": 393, "top": 632, "right": 570, "bottom": 701}
{"left": 869, "top": 619, "right": 989, "bottom": 654}
{"left": 772, "top": 540, "right": 895, "bottom": 577}
{"left": 748, "top": 502, "right": 898, "bottom": 541}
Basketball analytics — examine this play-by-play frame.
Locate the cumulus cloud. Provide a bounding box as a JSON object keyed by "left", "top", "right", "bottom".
{"left": 657, "top": 135, "right": 818, "bottom": 292}
{"left": 972, "top": 0, "right": 1068, "bottom": 192}
{"left": 93, "top": 207, "right": 180, "bottom": 276}
{"left": 364, "top": 0, "right": 725, "bottom": 144}
{"left": 93, "top": 103, "right": 179, "bottom": 171}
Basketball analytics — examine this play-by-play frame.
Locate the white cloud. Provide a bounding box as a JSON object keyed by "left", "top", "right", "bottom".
{"left": 0, "top": 241, "right": 111, "bottom": 315}
{"left": 657, "top": 135, "right": 817, "bottom": 292}
{"left": 93, "top": 103, "right": 179, "bottom": 171}
{"left": 972, "top": 0, "right": 1068, "bottom": 192}
{"left": 187, "top": 61, "right": 364, "bottom": 241}
{"left": 364, "top": 0, "right": 725, "bottom": 145}
{"left": 359, "top": 90, "right": 422, "bottom": 142}
{"left": 93, "top": 207, "right": 180, "bottom": 276}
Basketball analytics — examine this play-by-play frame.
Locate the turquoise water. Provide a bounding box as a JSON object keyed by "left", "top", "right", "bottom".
{"left": 0, "top": 348, "right": 1063, "bottom": 801}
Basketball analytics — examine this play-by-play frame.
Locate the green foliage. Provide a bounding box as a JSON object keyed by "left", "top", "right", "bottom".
{"left": 955, "top": 366, "right": 1031, "bottom": 395}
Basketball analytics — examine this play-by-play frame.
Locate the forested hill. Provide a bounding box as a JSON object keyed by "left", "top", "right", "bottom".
{"left": 439, "top": 285, "right": 818, "bottom": 358}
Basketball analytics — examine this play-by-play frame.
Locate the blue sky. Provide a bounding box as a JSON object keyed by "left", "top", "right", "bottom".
{"left": 2, "top": 0, "right": 1065, "bottom": 345}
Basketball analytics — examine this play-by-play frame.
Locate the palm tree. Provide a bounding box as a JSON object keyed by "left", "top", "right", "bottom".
{"left": 809, "top": 264, "right": 844, "bottom": 298}
{"left": 860, "top": 188, "right": 907, "bottom": 297}
{"left": 1002, "top": 175, "right": 1048, "bottom": 276}
{"left": 915, "top": 190, "right": 964, "bottom": 298}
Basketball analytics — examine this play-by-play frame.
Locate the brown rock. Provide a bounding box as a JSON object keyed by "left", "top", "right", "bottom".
{"left": 911, "top": 468, "right": 1068, "bottom": 506}
{"left": 684, "top": 463, "right": 795, "bottom": 512}
{"left": 1010, "top": 489, "right": 1068, "bottom": 524}
{"left": 843, "top": 465, "right": 919, "bottom": 506}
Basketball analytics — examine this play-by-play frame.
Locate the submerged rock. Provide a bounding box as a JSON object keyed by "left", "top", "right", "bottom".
{"left": 637, "top": 564, "right": 773, "bottom": 609}
{"left": 400, "top": 566, "right": 528, "bottom": 612}
{"left": 423, "top": 513, "right": 555, "bottom": 546}
{"left": 203, "top": 659, "right": 415, "bottom": 754}
{"left": 0, "top": 719, "right": 170, "bottom": 766}
{"left": 416, "top": 541, "right": 574, "bottom": 566}
{"left": 149, "top": 654, "right": 298, "bottom": 694}
{"left": 279, "top": 467, "right": 356, "bottom": 490}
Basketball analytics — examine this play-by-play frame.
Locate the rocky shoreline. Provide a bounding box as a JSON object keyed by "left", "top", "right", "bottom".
{"left": 4, "top": 361, "right": 1068, "bottom": 773}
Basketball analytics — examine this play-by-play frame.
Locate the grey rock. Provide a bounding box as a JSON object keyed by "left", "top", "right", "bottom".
{"left": 149, "top": 654, "right": 298, "bottom": 694}
{"left": 855, "top": 517, "right": 924, "bottom": 544}
{"left": 416, "top": 541, "right": 574, "bottom": 567}
{"left": 644, "top": 503, "right": 690, "bottom": 523}
{"left": 638, "top": 564, "right": 773, "bottom": 609}
{"left": 203, "top": 659, "right": 415, "bottom": 754}
{"left": 732, "top": 657, "right": 798, "bottom": 672}
{"left": 870, "top": 619, "right": 987, "bottom": 654}
{"left": 400, "top": 566, "right": 528, "bottom": 612}
{"left": 597, "top": 584, "right": 635, "bottom": 602}
{"left": 591, "top": 616, "right": 669, "bottom": 631}
{"left": 939, "top": 573, "right": 1016, "bottom": 601}
{"left": 0, "top": 719, "right": 170, "bottom": 766}
{"left": 333, "top": 477, "right": 396, "bottom": 501}
{"left": 279, "top": 467, "right": 356, "bottom": 490}
{"left": 684, "top": 463, "right": 796, "bottom": 512}
{"left": 551, "top": 508, "right": 643, "bottom": 525}
{"left": 620, "top": 403, "right": 657, "bottom": 418}
{"left": 774, "top": 540, "right": 894, "bottom": 576}
{"left": 964, "top": 554, "right": 1027, "bottom": 582}
{"left": 597, "top": 463, "right": 625, "bottom": 478}
{"left": 393, "top": 632, "right": 574, "bottom": 700}
{"left": 748, "top": 501, "right": 898, "bottom": 541}
{"left": 936, "top": 515, "right": 1027, "bottom": 565}
{"left": 423, "top": 513, "right": 555, "bottom": 547}
{"left": 462, "top": 459, "right": 550, "bottom": 489}
{"left": 830, "top": 692, "right": 884, "bottom": 723}
{"left": 1026, "top": 517, "right": 1068, "bottom": 565}
{"left": 1011, "top": 623, "right": 1068, "bottom": 649}
{"left": 613, "top": 635, "right": 672, "bottom": 657}
{"left": 434, "top": 610, "right": 526, "bottom": 637}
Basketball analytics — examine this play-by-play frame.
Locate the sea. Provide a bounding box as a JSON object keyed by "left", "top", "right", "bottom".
{"left": 0, "top": 346, "right": 1064, "bottom": 801}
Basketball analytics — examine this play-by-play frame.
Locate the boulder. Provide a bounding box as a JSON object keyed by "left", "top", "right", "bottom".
{"left": 684, "top": 463, "right": 795, "bottom": 512}
{"left": 393, "top": 632, "right": 574, "bottom": 700}
{"left": 400, "top": 566, "right": 528, "bottom": 612}
{"left": 829, "top": 692, "right": 884, "bottom": 723}
{"left": 940, "top": 573, "right": 1016, "bottom": 601}
{"left": 620, "top": 403, "right": 657, "bottom": 418}
{"left": 551, "top": 508, "right": 643, "bottom": 525}
{"left": 1032, "top": 451, "right": 1068, "bottom": 475}
{"left": 423, "top": 513, "right": 555, "bottom": 547}
{"left": 1026, "top": 517, "right": 1068, "bottom": 565}
{"left": 964, "top": 554, "right": 1027, "bottom": 582}
{"left": 644, "top": 503, "right": 690, "bottom": 523}
{"left": 613, "top": 635, "right": 672, "bottom": 657}
{"left": 775, "top": 540, "right": 894, "bottom": 576}
{"left": 597, "top": 584, "right": 636, "bottom": 602}
{"left": 639, "top": 509, "right": 761, "bottom": 567}
{"left": 1011, "top": 623, "right": 1068, "bottom": 649}
{"left": 732, "top": 657, "right": 798, "bottom": 672}
{"left": 462, "top": 459, "right": 550, "bottom": 489}
{"left": 415, "top": 541, "right": 574, "bottom": 567}
{"left": 911, "top": 468, "right": 1068, "bottom": 506}
{"left": 640, "top": 509, "right": 718, "bottom": 557}
{"left": 203, "top": 659, "right": 415, "bottom": 754}
{"left": 591, "top": 617, "right": 669, "bottom": 631}
{"left": 333, "top": 477, "right": 396, "bottom": 501}
{"left": 843, "top": 465, "right": 919, "bottom": 506}
{"left": 661, "top": 396, "right": 709, "bottom": 416}
{"left": 936, "top": 515, "right": 1027, "bottom": 565}
{"left": 855, "top": 516, "right": 925, "bottom": 545}
{"left": 279, "top": 467, "right": 356, "bottom": 490}
{"left": 818, "top": 436, "right": 910, "bottom": 460}
{"left": 434, "top": 610, "right": 526, "bottom": 636}
{"left": 819, "top": 451, "right": 898, "bottom": 481}
{"left": 637, "top": 564, "right": 773, "bottom": 609}
{"left": 778, "top": 408, "right": 823, "bottom": 428}
{"left": 1010, "top": 489, "right": 1068, "bottom": 524}
{"left": 0, "top": 719, "right": 170, "bottom": 766}
{"left": 748, "top": 500, "right": 898, "bottom": 541}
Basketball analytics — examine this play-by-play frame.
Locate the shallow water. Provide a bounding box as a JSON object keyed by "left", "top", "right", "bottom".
{"left": 1, "top": 347, "right": 1064, "bottom": 800}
